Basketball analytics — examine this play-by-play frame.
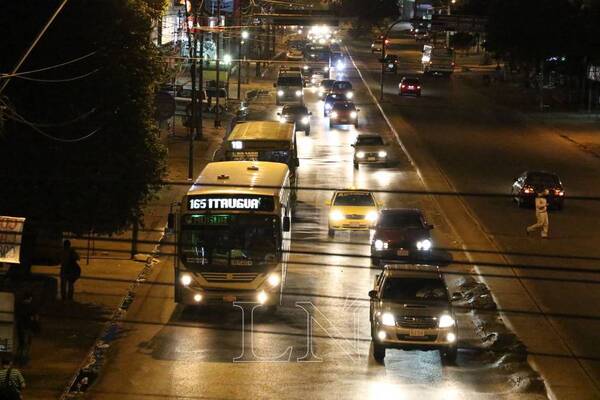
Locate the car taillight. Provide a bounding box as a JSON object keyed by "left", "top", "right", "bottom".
{"left": 384, "top": 39, "right": 390, "bottom": 44}
{"left": 523, "top": 187, "right": 533, "bottom": 194}
{"left": 555, "top": 189, "right": 565, "bottom": 196}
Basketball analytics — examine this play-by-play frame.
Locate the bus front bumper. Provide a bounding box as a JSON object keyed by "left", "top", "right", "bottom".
{"left": 178, "top": 286, "right": 279, "bottom": 306}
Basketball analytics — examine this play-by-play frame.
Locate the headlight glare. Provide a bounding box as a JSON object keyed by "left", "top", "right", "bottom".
{"left": 295, "top": 90, "right": 302, "bottom": 97}
{"left": 330, "top": 111, "right": 338, "bottom": 119}
{"left": 267, "top": 273, "right": 281, "bottom": 287}
{"left": 330, "top": 210, "right": 344, "bottom": 221}
{"left": 356, "top": 151, "right": 365, "bottom": 158}
{"left": 439, "top": 314, "right": 455, "bottom": 328}
{"left": 180, "top": 273, "right": 192, "bottom": 286}
{"left": 257, "top": 290, "right": 268, "bottom": 305}
{"left": 346, "top": 91, "right": 354, "bottom": 99}
{"left": 374, "top": 239, "right": 388, "bottom": 251}
{"left": 350, "top": 111, "right": 357, "bottom": 118}
{"left": 301, "top": 116, "right": 309, "bottom": 124}
{"left": 378, "top": 150, "right": 387, "bottom": 158}
{"left": 416, "top": 239, "right": 432, "bottom": 251}
{"left": 381, "top": 312, "right": 395, "bottom": 326}
{"left": 277, "top": 90, "right": 284, "bottom": 96}
{"left": 366, "top": 211, "right": 378, "bottom": 222}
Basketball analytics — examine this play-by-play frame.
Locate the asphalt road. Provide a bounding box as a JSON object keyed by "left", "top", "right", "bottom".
{"left": 80, "top": 44, "right": 561, "bottom": 399}
{"left": 348, "top": 34, "right": 600, "bottom": 399}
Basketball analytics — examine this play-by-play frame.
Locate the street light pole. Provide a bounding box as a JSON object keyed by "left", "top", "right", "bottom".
{"left": 238, "top": 30, "right": 249, "bottom": 100}
{"left": 214, "top": 0, "right": 222, "bottom": 128}
{"left": 380, "top": 20, "right": 403, "bottom": 101}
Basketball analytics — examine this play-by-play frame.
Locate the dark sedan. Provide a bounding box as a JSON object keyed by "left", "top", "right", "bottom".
{"left": 278, "top": 104, "right": 312, "bottom": 135}
{"left": 382, "top": 54, "right": 399, "bottom": 73}
{"left": 370, "top": 209, "right": 434, "bottom": 265}
{"left": 511, "top": 171, "right": 565, "bottom": 209}
{"left": 323, "top": 93, "right": 343, "bottom": 116}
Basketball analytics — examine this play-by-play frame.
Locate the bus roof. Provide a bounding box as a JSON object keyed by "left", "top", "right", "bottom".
{"left": 188, "top": 161, "right": 289, "bottom": 197}
{"left": 227, "top": 121, "right": 295, "bottom": 142}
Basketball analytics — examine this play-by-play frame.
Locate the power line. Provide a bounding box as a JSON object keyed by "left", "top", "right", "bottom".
{"left": 12, "top": 68, "right": 100, "bottom": 83}
{"left": 0, "top": 51, "right": 97, "bottom": 79}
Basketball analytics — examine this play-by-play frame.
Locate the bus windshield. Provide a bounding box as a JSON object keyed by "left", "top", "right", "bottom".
{"left": 180, "top": 214, "right": 278, "bottom": 269}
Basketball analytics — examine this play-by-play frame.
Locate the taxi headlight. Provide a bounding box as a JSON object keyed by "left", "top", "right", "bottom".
{"left": 350, "top": 111, "right": 357, "bottom": 119}
{"left": 295, "top": 90, "right": 302, "bottom": 97}
{"left": 416, "top": 239, "right": 432, "bottom": 251}
{"left": 330, "top": 111, "right": 338, "bottom": 119}
{"left": 366, "top": 211, "right": 378, "bottom": 223}
{"left": 346, "top": 91, "right": 354, "bottom": 99}
{"left": 330, "top": 210, "right": 344, "bottom": 221}
{"left": 267, "top": 273, "right": 281, "bottom": 287}
{"left": 180, "top": 273, "right": 192, "bottom": 286}
{"left": 356, "top": 151, "right": 365, "bottom": 159}
{"left": 301, "top": 116, "right": 309, "bottom": 124}
{"left": 374, "top": 239, "right": 388, "bottom": 251}
{"left": 277, "top": 90, "right": 284, "bottom": 96}
{"left": 378, "top": 150, "right": 387, "bottom": 158}
{"left": 439, "top": 314, "right": 455, "bottom": 328}
{"left": 381, "top": 312, "right": 395, "bottom": 327}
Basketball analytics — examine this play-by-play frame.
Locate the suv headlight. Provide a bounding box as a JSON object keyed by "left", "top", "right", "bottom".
{"left": 350, "top": 111, "right": 357, "bottom": 119}
{"left": 346, "top": 91, "right": 354, "bottom": 99}
{"left": 267, "top": 273, "right": 281, "bottom": 287}
{"left": 277, "top": 90, "right": 284, "bottom": 96}
{"left": 416, "top": 239, "right": 432, "bottom": 251}
{"left": 329, "top": 210, "right": 344, "bottom": 221}
{"left": 438, "top": 314, "right": 455, "bottom": 328}
{"left": 301, "top": 116, "right": 309, "bottom": 124}
{"left": 374, "top": 239, "right": 388, "bottom": 251}
{"left": 381, "top": 312, "right": 395, "bottom": 326}
{"left": 180, "top": 273, "right": 192, "bottom": 286}
{"left": 378, "top": 150, "right": 387, "bottom": 158}
{"left": 366, "top": 211, "right": 378, "bottom": 222}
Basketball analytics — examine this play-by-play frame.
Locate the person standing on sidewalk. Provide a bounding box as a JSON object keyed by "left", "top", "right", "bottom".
{"left": 15, "top": 291, "right": 38, "bottom": 365}
{"left": 527, "top": 189, "right": 549, "bottom": 238}
{"left": 60, "top": 240, "right": 81, "bottom": 300}
{"left": 0, "top": 357, "right": 25, "bottom": 400}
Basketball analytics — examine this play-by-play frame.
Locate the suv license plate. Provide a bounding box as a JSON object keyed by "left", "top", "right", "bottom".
{"left": 397, "top": 249, "right": 409, "bottom": 256}
{"left": 368, "top": 157, "right": 376, "bottom": 161}
{"left": 223, "top": 295, "right": 236, "bottom": 302}
{"left": 409, "top": 329, "right": 425, "bottom": 337}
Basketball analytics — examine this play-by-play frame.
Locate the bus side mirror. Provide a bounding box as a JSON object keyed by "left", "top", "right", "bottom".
{"left": 283, "top": 216, "right": 291, "bottom": 232}
{"left": 166, "top": 213, "right": 175, "bottom": 234}
{"left": 368, "top": 290, "right": 378, "bottom": 299}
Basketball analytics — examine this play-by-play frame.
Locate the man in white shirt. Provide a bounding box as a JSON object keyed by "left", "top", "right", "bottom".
{"left": 526, "top": 190, "right": 549, "bottom": 238}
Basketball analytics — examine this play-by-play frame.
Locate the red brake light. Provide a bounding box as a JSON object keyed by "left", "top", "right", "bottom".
{"left": 384, "top": 39, "right": 390, "bottom": 44}
{"left": 401, "top": 85, "right": 406, "bottom": 88}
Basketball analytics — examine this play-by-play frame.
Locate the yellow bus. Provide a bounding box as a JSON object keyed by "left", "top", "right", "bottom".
{"left": 171, "top": 161, "right": 293, "bottom": 311}
{"left": 224, "top": 121, "right": 299, "bottom": 172}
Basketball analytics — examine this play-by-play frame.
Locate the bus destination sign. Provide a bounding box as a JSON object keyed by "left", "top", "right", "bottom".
{"left": 188, "top": 195, "right": 274, "bottom": 211}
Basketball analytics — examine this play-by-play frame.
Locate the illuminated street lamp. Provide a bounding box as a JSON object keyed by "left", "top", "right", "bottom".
{"left": 238, "top": 30, "right": 250, "bottom": 100}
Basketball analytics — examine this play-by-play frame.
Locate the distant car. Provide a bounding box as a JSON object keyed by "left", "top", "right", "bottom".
{"left": 330, "top": 80, "right": 354, "bottom": 100}
{"left": 286, "top": 48, "right": 303, "bottom": 61}
{"left": 371, "top": 38, "right": 388, "bottom": 53}
{"left": 318, "top": 79, "right": 335, "bottom": 99}
{"left": 323, "top": 93, "right": 343, "bottom": 116}
{"left": 370, "top": 209, "right": 434, "bottom": 265}
{"left": 310, "top": 70, "right": 326, "bottom": 86}
{"left": 352, "top": 134, "right": 390, "bottom": 168}
{"left": 399, "top": 77, "right": 421, "bottom": 96}
{"left": 415, "top": 31, "right": 430, "bottom": 42}
{"left": 511, "top": 171, "right": 565, "bottom": 209}
{"left": 329, "top": 100, "right": 359, "bottom": 128}
{"left": 369, "top": 264, "right": 459, "bottom": 364}
{"left": 326, "top": 190, "right": 380, "bottom": 237}
{"left": 383, "top": 54, "right": 399, "bottom": 74}
{"left": 278, "top": 104, "right": 312, "bottom": 135}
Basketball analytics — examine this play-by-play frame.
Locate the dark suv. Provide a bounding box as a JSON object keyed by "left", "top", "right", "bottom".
{"left": 369, "top": 264, "right": 459, "bottom": 364}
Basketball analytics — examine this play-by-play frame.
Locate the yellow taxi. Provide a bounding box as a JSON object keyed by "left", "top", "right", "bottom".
{"left": 326, "top": 190, "right": 380, "bottom": 237}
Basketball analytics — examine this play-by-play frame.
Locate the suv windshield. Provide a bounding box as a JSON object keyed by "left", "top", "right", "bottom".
{"left": 283, "top": 105, "right": 307, "bottom": 114}
{"left": 526, "top": 173, "right": 559, "bottom": 186}
{"left": 278, "top": 76, "right": 303, "bottom": 86}
{"left": 332, "top": 102, "right": 355, "bottom": 111}
{"left": 382, "top": 278, "right": 448, "bottom": 302}
{"left": 378, "top": 213, "right": 423, "bottom": 229}
{"left": 357, "top": 136, "right": 384, "bottom": 146}
{"left": 334, "top": 193, "right": 374, "bottom": 206}
{"left": 321, "top": 80, "right": 335, "bottom": 88}
{"left": 333, "top": 81, "right": 352, "bottom": 90}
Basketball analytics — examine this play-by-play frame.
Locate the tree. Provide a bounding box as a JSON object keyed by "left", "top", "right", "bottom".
{"left": 336, "top": 0, "right": 399, "bottom": 35}
{"left": 0, "top": 0, "right": 167, "bottom": 235}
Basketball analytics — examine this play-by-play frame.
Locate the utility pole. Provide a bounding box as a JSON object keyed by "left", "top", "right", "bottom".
{"left": 185, "top": 0, "right": 197, "bottom": 179}
{"left": 214, "top": 0, "right": 222, "bottom": 128}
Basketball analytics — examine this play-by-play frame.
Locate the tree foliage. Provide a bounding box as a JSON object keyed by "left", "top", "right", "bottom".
{"left": 336, "top": 0, "right": 399, "bottom": 27}
{"left": 0, "top": 0, "right": 167, "bottom": 235}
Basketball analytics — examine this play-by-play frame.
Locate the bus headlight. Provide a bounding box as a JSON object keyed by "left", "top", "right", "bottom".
{"left": 374, "top": 239, "right": 388, "bottom": 251}
{"left": 346, "top": 91, "right": 354, "bottom": 99}
{"left": 366, "top": 211, "right": 378, "bottom": 223}
{"left": 381, "top": 312, "right": 395, "bottom": 326}
{"left": 330, "top": 111, "right": 338, "bottom": 119}
{"left": 257, "top": 290, "right": 268, "bottom": 305}
{"left": 301, "top": 116, "right": 309, "bottom": 124}
{"left": 350, "top": 111, "right": 357, "bottom": 119}
{"left": 378, "top": 150, "right": 387, "bottom": 158}
{"left": 439, "top": 314, "right": 455, "bottom": 328}
{"left": 267, "top": 273, "right": 281, "bottom": 287}
{"left": 180, "top": 273, "right": 192, "bottom": 286}
{"left": 329, "top": 210, "right": 344, "bottom": 222}
{"left": 416, "top": 239, "right": 432, "bottom": 251}
{"left": 295, "top": 90, "right": 302, "bottom": 97}
{"left": 277, "top": 90, "right": 284, "bottom": 97}
{"left": 193, "top": 293, "right": 203, "bottom": 303}
{"left": 356, "top": 151, "right": 365, "bottom": 159}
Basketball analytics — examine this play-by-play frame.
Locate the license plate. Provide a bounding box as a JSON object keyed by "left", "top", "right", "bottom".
{"left": 408, "top": 86, "right": 414, "bottom": 89}
{"left": 223, "top": 295, "right": 236, "bottom": 302}
{"left": 409, "top": 329, "right": 425, "bottom": 337}
{"left": 397, "top": 249, "right": 409, "bottom": 256}
{"left": 368, "top": 157, "right": 376, "bottom": 161}
{"left": 349, "top": 223, "right": 360, "bottom": 228}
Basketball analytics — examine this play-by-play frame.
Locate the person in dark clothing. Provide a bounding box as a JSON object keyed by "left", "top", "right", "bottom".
{"left": 59, "top": 240, "right": 80, "bottom": 300}
{"left": 15, "top": 292, "right": 38, "bottom": 364}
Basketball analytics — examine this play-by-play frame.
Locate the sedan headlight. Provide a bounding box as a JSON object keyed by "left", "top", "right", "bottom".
{"left": 356, "top": 151, "right": 365, "bottom": 159}
{"left": 381, "top": 312, "right": 395, "bottom": 327}
{"left": 438, "top": 314, "right": 455, "bottom": 328}
{"left": 416, "top": 239, "right": 432, "bottom": 251}
{"left": 366, "top": 211, "right": 378, "bottom": 223}
{"left": 350, "top": 111, "right": 357, "bottom": 119}
{"left": 180, "top": 273, "right": 192, "bottom": 286}
{"left": 346, "top": 91, "right": 354, "bottom": 99}
{"left": 277, "top": 90, "right": 284, "bottom": 97}
{"left": 374, "top": 239, "right": 388, "bottom": 251}
{"left": 378, "top": 150, "right": 387, "bottom": 158}
{"left": 267, "top": 273, "right": 281, "bottom": 287}
{"left": 330, "top": 111, "right": 338, "bottom": 119}
{"left": 329, "top": 210, "right": 344, "bottom": 221}
{"left": 295, "top": 90, "right": 303, "bottom": 97}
